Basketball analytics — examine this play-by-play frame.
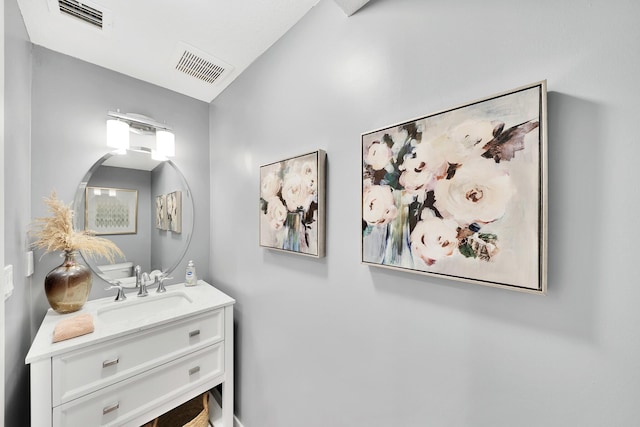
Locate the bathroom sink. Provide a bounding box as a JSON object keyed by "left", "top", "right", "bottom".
{"left": 97, "top": 291, "right": 193, "bottom": 324}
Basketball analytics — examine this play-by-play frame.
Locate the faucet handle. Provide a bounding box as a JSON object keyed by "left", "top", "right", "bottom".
{"left": 155, "top": 274, "right": 173, "bottom": 293}
{"left": 105, "top": 281, "right": 127, "bottom": 301}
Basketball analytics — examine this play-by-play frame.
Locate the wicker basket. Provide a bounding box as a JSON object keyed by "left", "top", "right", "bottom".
{"left": 142, "top": 392, "right": 210, "bottom": 427}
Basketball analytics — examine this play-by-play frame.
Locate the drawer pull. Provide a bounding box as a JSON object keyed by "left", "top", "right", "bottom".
{"left": 102, "top": 357, "right": 119, "bottom": 368}
{"left": 189, "top": 329, "right": 200, "bottom": 338}
{"left": 189, "top": 366, "right": 200, "bottom": 375}
{"left": 102, "top": 402, "right": 119, "bottom": 415}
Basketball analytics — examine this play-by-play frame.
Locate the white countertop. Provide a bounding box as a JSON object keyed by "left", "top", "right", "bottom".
{"left": 25, "top": 281, "right": 235, "bottom": 364}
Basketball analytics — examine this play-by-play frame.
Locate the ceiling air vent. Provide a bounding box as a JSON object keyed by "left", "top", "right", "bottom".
{"left": 58, "top": 0, "right": 103, "bottom": 29}
{"left": 174, "top": 45, "right": 232, "bottom": 85}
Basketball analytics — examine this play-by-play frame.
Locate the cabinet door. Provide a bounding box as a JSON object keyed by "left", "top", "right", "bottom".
{"left": 53, "top": 343, "right": 223, "bottom": 427}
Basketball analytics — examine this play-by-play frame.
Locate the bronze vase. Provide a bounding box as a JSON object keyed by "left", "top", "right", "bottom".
{"left": 44, "top": 251, "right": 92, "bottom": 314}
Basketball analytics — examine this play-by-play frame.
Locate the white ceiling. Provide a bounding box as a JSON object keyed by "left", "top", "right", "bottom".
{"left": 16, "top": 0, "right": 327, "bottom": 103}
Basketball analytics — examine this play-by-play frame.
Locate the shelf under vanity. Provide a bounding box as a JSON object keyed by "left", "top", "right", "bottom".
{"left": 26, "top": 281, "right": 235, "bottom": 427}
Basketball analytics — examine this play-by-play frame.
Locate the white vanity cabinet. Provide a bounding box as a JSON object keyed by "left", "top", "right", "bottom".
{"left": 26, "top": 281, "right": 235, "bottom": 427}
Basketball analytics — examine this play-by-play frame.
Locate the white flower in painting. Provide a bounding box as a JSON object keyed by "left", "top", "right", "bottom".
{"left": 363, "top": 184, "right": 398, "bottom": 225}
{"left": 300, "top": 161, "right": 318, "bottom": 194}
{"left": 448, "top": 120, "right": 500, "bottom": 150}
{"left": 398, "top": 141, "right": 447, "bottom": 194}
{"left": 434, "top": 159, "right": 514, "bottom": 225}
{"left": 410, "top": 217, "right": 459, "bottom": 265}
{"left": 386, "top": 127, "right": 413, "bottom": 151}
{"left": 261, "top": 171, "right": 282, "bottom": 200}
{"left": 364, "top": 141, "right": 393, "bottom": 171}
{"left": 266, "top": 196, "right": 287, "bottom": 230}
{"left": 429, "top": 120, "right": 503, "bottom": 165}
{"left": 282, "top": 172, "right": 313, "bottom": 212}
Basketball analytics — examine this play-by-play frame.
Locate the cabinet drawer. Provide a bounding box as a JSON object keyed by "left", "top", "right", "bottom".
{"left": 53, "top": 342, "right": 223, "bottom": 427}
{"left": 53, "top": 309, "right": 223, "bottom": 406}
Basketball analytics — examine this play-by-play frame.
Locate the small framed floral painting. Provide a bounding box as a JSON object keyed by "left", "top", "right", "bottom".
{"left": 167, "top": 190, "right": 182, "bottom": 233}
{"left": 260, "top": 150, "right": 326, "bottom": 257}
{"left": 361, "top": 81, "right": 547, "bottom": 293}
{"left": 155, "top": 194, "right": 167, "bottom": 230}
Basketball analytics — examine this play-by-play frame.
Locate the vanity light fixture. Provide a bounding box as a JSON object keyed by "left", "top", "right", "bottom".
{"left": 106, "top": 118, "right": 130, "bottom": 153}
{"left": 107, "top": 110, "right": 175, "bottom": 159}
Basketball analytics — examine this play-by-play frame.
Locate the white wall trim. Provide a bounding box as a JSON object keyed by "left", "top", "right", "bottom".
{"left": 234, "top": 415, "right": 245, "bottom": 427}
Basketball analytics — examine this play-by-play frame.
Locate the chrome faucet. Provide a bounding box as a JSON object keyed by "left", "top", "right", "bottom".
{"left": 105, "top": 282, "right": 127, "bottom": 301}
{"left": 134, "top": 265, "right": 142, "bottom": 289}
{"left": 155, "top": 274, "right": 173, "bottom": 293}
{"left": 136, "top": 269, "right": 172, "bottom": 296}
{"left": 138, "top": 272, "right": 150, "bottom": 297}
{"left": 154, "top": 275, "right": 165, "bottom": 293}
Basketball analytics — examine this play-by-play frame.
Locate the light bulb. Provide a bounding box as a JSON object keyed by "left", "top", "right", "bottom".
{"left": 107, "top": 119, "right": 130, "bottom": 151}
{"left": 156, "top": 130, "right": 175, "bottom": 158}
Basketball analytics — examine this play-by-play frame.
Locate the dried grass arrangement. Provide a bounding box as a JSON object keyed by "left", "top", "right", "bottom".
{"left": 30, "top": 191, "right": 124, "bottom": 262}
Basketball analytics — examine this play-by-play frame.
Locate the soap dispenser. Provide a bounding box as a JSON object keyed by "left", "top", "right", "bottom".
{"left": 185, "top": 260, "right": 197, "bottom": 286}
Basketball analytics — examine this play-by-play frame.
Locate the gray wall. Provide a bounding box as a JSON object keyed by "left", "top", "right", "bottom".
{"left": 209, "top": 1, "right": 640, "bottom": 426}
{"left": 30, "top": 46, "right": 211, "bottom": 313}
{"left": 4, "top": 0, "right": 32, "bottom": 423}
{"left": 2, "top": 44, "right": 210, "bottom": 425}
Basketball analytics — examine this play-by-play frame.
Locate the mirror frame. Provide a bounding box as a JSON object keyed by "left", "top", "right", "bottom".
{"left": 73, "top": 148, "right": 194, "bottom": 283}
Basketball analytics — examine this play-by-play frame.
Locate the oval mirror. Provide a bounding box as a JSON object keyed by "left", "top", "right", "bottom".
{"left": 73, "top": 147, "right": 194, "bottom": 286}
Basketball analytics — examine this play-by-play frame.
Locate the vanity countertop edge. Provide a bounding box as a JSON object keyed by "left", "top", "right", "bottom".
{"left": 25, "top": 280, "right": 235, "bottom": 364}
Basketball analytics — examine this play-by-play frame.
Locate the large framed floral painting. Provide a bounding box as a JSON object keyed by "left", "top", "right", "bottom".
{"left": 260, "top": 150, "right": 326, "bottom": 258}
{"left": 361, "top": 81, "right": 547, "bottom": 293}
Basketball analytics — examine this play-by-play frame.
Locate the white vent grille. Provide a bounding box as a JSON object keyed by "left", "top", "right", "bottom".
{"left": 175, "top": 50, "right": 228, "bottom": 85}
{"left": 58, "top": 0, "right": 103, "bottom": 28}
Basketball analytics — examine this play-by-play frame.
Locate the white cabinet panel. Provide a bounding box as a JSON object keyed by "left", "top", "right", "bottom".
{"left": 53, "top": 343, "right": 223, "bottom": 427}
{"left": 53, "top": 309, "right": 223, "bottom": 405}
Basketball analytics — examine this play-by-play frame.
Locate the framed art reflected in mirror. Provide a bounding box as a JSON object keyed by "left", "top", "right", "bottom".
{"left": 85, "top": 187, "right": 138, "bottom": 235}
{"left": 167, "top": 190, "right": 182, "bottom": 233}
{"left": 155, "top": 194, "right": 167, "bottom": 230}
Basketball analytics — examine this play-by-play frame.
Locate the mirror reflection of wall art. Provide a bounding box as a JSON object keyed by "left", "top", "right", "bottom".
{"left": 167, "top": 190, "right": 182, "bottom": 233}
{"left": 85, "top": 187, "right": 138, "bottom": 235}
{"left": 155, "top": 194, "right": 167, "bottom": 230}
{"left": 260, "top": 150, "right": 326, "bottom": 258}
{"left": 361, "top": 81, "right": 547, "bottom": 294}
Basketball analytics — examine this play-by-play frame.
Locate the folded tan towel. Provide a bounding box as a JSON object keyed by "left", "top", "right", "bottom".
{"left": 52, "top": 313, "right": 95, "bottom": 343}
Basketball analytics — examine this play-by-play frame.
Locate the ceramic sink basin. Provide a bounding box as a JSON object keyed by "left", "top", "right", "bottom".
{"left": 97, "top": 291, "right": 193, "bottom": 324}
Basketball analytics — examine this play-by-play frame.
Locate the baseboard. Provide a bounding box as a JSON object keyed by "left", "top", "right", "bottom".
{"left": 234, "top": 415, "right": 245, "bottom": 427}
